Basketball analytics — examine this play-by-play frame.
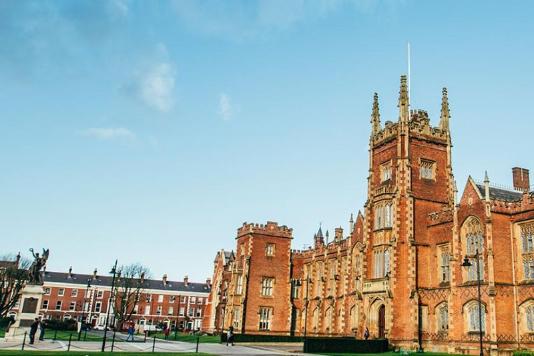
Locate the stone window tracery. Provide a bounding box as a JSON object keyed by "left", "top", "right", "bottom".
{"left": 380, "top": 161, "right": 392, "bottom": 182}
{"left": 521, "top": 224, "right": 534, "bottom": 281}
{"left": 258, "top": 307, "right": 272, "bottom": 330}
{"left": 420, "top": 159, "right": 436, "bottom": 180}
{"left": 438, "top": 245, "right": 450, "bottom": 283}
{"left": 527, "top": 305, "right": 534, "bottom": 332}
{"left": 374, "top": 202, "right": 393, "bottom": 230}
{"left": 462, "top": 217, "right": 485, "bottom": 282}
{"left": 437, "top": 302, "right": 448, "bottom": 332}
{"left": 373, "top": 248, "right": 390, "bottom": 279}
{"left": 465, "top": 301, "right": 486, "bottom": 332}
{"left": 261, "top": 277, "right": 274, "bottom": 296}
{"left": 235, "top": 274, "right": 243, "bottom": 295}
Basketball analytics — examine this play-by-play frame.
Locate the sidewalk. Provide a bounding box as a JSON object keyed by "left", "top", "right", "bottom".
{"left": 0, "top": 338, "right": 317, "bottom": 355}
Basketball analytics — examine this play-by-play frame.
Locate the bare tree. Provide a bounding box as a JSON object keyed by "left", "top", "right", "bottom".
{"left": 0, "top": 254, "right": 31, "bottom": 318}
{"left": 112, "top": 263, "right": 150, "bottom": 328}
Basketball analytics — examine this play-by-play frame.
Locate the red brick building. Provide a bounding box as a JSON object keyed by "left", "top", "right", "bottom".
{"left": 8, "top": 268, "right": 210, "bottom": 332}
{"left": 204, "top": 76, "right": 534, "bottom": 354}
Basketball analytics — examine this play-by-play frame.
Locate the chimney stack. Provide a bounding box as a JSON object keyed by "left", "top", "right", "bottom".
{"left": 334, "top": 227, "right": 343, "bottom": 242}
{"left": 512, "top": 167, "right": 530, "bottom": 192}
{"left": 206, "top": 278, "right": 211, "bottom": 288}
{"left": 184, "top": 275, "right": 189, "bottom": 287}
{"left": 162, "top": 274, "right": 168, "bottom": 285}
{"left": 68, "top": 266, "right": 73, "bottom": 278}
{"left": 93, "top": 268, "right": 98, "bottom": 280}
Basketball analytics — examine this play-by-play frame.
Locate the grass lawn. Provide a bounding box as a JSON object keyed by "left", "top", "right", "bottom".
{"left": 43, "top": 330, "right": 103, "bottom": 342}
{"left": 150, "top": 332, "right": 219, "bottom": 344}
{"left": 321, "top": 353, "right": 463, "bottom": 356}
{"left": 0, "top": 352, "right": 212, "bottom": 356}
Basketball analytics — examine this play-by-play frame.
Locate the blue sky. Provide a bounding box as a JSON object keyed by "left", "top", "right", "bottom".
{"left": 1, "top": 0, "right": 533, "bottom": 282}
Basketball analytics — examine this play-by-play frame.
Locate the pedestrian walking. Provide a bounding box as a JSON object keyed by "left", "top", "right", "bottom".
{"left": 29, "top": 318, "right": 39, "bottom": 344}
{"left": 39, "top": 318, "right": 46, "bottom": 341}
{"left": 126, "top": 322, "right": 135, "bottom": 342}
{"left": 164, "top": 325, "right": 170, "bottom": 340}
{"left": 226, "top": 326, "right": 234, "bottom": 346}
{"left": 364, "top": 326, "right": 370, "bottom": 340}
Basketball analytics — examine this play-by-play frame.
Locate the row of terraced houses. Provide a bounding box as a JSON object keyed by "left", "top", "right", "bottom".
{"left": 202, "top": 76, "right": 534, "bottom": 354}
{"left": 6, "top": 265, "right": 210, "bottom": 332}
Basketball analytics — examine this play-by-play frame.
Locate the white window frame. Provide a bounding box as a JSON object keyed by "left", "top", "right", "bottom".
{"left": 265, "top": 243, "right": 275, "bottom": 257}
{"left": 261, "top": 277, "right": 274, "bottom": 297}
{"left": 258, "top": 307, "right": 272, "bottom": 331}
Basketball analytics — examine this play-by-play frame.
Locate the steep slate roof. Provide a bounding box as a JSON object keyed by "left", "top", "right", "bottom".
{"left": 43, "top": 271, "right": 210, "bottom": 293}
{"left": 475, "top": 184, "right": 524, "bottom": 202}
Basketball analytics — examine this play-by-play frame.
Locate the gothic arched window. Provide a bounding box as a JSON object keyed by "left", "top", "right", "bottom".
{"left": 437, "top": 303, "right": 448, "bottom": 332}
{"left": 527, "top": 305, "right": 534, "bottom": 332}
{"left": 462, "top": 217, "right": 484, "bottom": 282}
{"left": 350, "top": 305, "right": 358, "bottom": 330}
{"left": 465, "top": 301, "right": 486, "bottom": 332}
{"left": 521, "top": 224, "right": 534, "bottom": 280}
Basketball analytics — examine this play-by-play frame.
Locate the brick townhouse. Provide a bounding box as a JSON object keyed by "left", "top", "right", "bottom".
{"left": 203, "top": 76, "right": 534, "bottom": 354}
{"left": 7, "top": 268, "right": 210, "bottom": 332}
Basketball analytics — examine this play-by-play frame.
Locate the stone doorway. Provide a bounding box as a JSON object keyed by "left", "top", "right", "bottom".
{"left": 378, "top": 305, "right": 385, "bottom": 339}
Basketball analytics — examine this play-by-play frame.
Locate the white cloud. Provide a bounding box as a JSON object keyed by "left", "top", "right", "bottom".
{"left": 138, "top": 62, "right": 176, "bottom": 112}
{"left": 218, "top": 93, "right": 233, "bottom": 120}
{"left": 121, "top": 43, "right": 176, "bottom": 112}
{"left": 82, "top": 127, "right": 136, "bottom": 140}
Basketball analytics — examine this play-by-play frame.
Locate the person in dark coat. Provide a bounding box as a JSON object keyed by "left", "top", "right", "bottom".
{"left": 38, "top": 318, "right": 46, "bottom": 341}
{"left": 29, "top": 318, "right": 39, "bottom": 344}
{"left": 226, "top": 326, "right": 234, "bottom": 346}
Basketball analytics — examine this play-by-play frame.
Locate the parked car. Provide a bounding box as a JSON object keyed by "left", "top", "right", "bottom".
{"left": 93, "top": 325, "right": 110, "bottom": 331}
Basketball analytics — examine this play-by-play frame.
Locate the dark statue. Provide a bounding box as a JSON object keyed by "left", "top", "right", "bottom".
{"left": 28, "top": 248, "right": 49, "bottom": 285}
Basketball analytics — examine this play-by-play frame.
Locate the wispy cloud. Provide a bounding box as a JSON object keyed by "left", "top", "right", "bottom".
{"left": 138, "top": 62, "right": 176, "bottom": 112}
{"left": 82, "top": 127, "right": 136, "bottom": 140}
{"left": 122, "top": 44, "right": 177, "bottom": 113}
{"left": 218, "top": 93, "right": 233, "bottom": 120}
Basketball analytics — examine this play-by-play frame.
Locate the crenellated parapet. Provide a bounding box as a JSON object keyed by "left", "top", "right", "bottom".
{"left": 490, "top": 195, "right": 534, "bottom": 215}
{"left": 371, "top": 110, "right": 448, "bottom": 147}
{"left": 236, "top": 221, "right": 293, "bottom": 239}
{"left": 408, "top": 110, "right": 449, "bottom": 142}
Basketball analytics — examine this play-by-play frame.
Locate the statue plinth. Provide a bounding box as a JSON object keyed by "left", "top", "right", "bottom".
{"left": 4, "top": 284, "right": 44, "bottom": 340}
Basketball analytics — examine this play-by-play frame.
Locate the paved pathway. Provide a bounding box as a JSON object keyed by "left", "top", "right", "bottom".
{"left": 1, "top": 338, "right": 315, "bottom": 355}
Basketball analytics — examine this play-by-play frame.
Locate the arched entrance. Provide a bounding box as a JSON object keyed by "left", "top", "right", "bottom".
{"left": 378, "top": 305, "right": 385, "bottom": 339}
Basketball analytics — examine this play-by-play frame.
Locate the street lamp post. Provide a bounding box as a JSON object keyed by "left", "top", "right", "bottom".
{"left": 78, "top": 279, "right": 92, "bottom": 341}
{"left": 462, "top": 249, "right": 484, "bottom": 356}
{"left": 101, "top": 260, "right": 118, "bottom": 352}
{"left": 302, "top": 276, "right": 310, "bottom": 353}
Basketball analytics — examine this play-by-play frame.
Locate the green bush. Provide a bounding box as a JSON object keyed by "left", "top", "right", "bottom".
{"left": 514, "top": 351, "right": 534, "bottom": 356}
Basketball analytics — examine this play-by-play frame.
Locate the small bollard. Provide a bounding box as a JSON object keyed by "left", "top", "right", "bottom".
{"left": 111, "top": 330, "right": 116, "bottom": 352}
{"left": 152, "top": 335, "right": 156, "bottom": 353}
{"left": 21, "top": 331, "right": 27, "bottom": 351}
{"left": 144, "top": 330, "right": 147, "bottom": 343}
{"left": 67, "top": 333, "right": 72, "bottom": 351}
{"left": 195, "top": 335, "right": 200, "bottom": 353}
